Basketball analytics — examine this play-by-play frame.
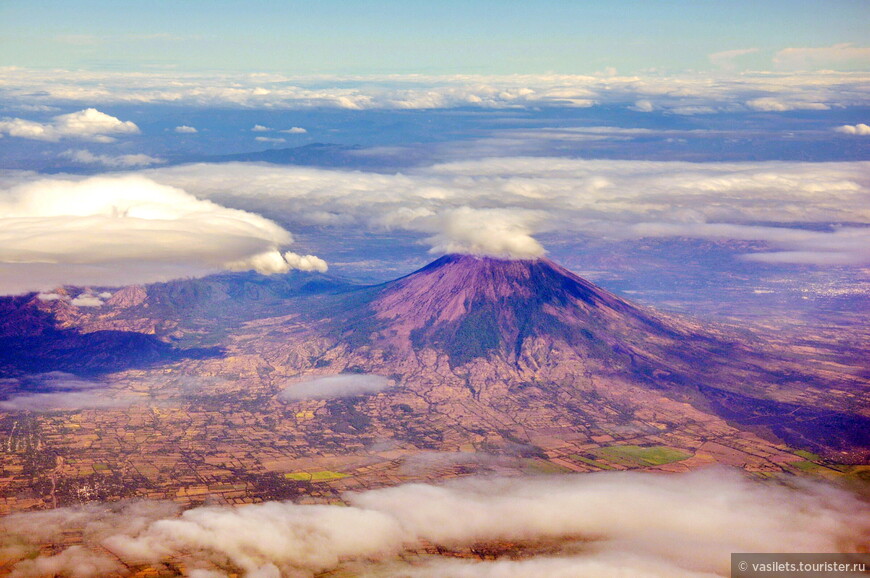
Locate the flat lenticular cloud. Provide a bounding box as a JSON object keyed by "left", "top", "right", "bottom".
{"left": 0, "top": 174, "right": 325, "bottom": 295}
{"left": 774, "top": 43, "right": 870, "bottom": 71}
{"left": 0, "top": 108, "right": 139, "bottom": 142}
{"left": 708, "top": 47, "right": 759, "bottom": 70}
{"left": 1, "top": 469, "right": 866, "bottom": 577}
{"left": 279, "top": 374, "right": 392, "bottom": 401}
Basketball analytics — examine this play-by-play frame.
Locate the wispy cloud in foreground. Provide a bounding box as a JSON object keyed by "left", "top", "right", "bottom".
{"left": 1, "top": 470, "right": 866, "bottom": 577}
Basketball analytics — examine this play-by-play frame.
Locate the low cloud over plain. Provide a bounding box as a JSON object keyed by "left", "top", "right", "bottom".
{"left": 0, "top": 372, "right": 139, "bottom": 412}
{"left": 0, "top": 469, "right": 866, "bottom": 577}
{"left": 279, "top": 374, "right": 393, "bottom": 401}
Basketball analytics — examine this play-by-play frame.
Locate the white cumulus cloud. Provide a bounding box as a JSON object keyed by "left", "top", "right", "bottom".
{"left": 835, "top": 123, "right": 870, "bottom": 135}
{"left": 424, "top": 207, "right": 547, "bottom": 260}
{"left": 0, "top": 108, "right": 139, "bottom": 142}
{"left": 174, "top": 125, "right": 197, "bottom": 133}
{"left": 282, "top": 251, "right": 328, "bottom": 272}
{"left": 631, "top": 99, "right": 655, "bottom": 112}
{"left": 69, "top": 293, "right": 104, "bottom": 307}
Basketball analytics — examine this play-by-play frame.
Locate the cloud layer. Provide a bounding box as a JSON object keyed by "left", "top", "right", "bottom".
{"left": 0, "top": 174, "right": 324, "bottom": 294}
{"left": 138, "top": 158, "right": 870, "bottom": 266}
{"left": 0, "top": 108, "right": 139, "bottom": 142}
{"left": 2, "top": 156, "right": 865, "bottom": 291}
{"left": 1, "top": 469, "right": 866, "bottom": 577}
{"left": 1, "top": 69, "right": 868, "bottom": 114}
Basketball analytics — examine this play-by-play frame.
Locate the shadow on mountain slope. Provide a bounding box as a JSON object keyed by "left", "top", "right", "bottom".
{"left": 0, "top": 295, "right": 221, "bottom": 378}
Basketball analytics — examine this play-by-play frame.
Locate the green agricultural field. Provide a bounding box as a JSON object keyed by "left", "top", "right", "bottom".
{"left": 569, "top": 454, "right": 615, "bottom": 470}
{"left": 789, "top": 461, "right": 823, "bottom": 473}
{"left": 596, "top": 445, "right": 691, "bottom": 467}
{"left": 794, "top": 450, "right": 822, "bottom": 461}
{"left": 284, "top": 470, "right": 349, "bottom": 482}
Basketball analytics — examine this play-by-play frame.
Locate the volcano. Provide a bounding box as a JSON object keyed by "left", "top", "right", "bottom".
{"left": 329, "top": 254, "right": 707, "bottom": 378}
{"left": 368, "top": 254, "right": 676, "bottom": 365}
{"left": 315, "top": 254, "right": 870, "bottom": 460}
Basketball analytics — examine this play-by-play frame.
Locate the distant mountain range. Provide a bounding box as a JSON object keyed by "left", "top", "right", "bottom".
{"left": 190, "top": 143, "right": 372, "bottom": 168}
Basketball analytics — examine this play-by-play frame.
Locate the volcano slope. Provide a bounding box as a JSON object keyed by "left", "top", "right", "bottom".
{"left": 312, "top": 255, "right": 869, "bottom": 461}
{"left": 0, "top": 255, "right": 867, "bottom": 512}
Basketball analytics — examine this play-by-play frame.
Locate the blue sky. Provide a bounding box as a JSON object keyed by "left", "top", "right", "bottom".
{"left": 2, "top": 0, "right": 867, "bottom": 73}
